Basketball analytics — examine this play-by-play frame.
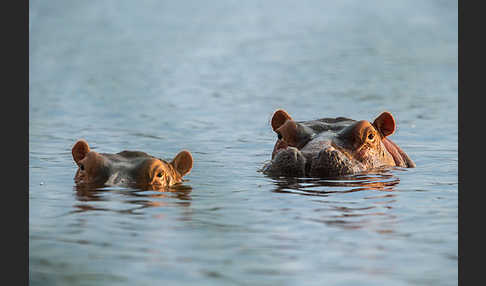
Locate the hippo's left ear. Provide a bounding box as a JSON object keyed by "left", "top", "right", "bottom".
{"left": 271, "top": 109, "right": 293, "bottom": 131}
{"left": 372, "top": 112, "right": 396, "bottom": 138}
{"left": 171, "top": 150, "right": 193, "bottom": 177}
{"left": 72, "top": 139, "right": 90, "bottom": 163}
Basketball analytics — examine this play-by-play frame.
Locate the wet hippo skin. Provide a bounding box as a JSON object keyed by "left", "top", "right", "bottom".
{"left": 263, "top": 109, "right": 415, "bottom": 177}
{"left": 72, "top": 139, "right": 193, "bottom": 187}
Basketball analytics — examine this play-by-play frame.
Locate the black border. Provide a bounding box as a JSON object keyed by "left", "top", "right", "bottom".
{"left": 4, "top": 0, "right": 28, "bottom": 285}
{"left": 459, "top": 0, "right": 478, "bottom": 285}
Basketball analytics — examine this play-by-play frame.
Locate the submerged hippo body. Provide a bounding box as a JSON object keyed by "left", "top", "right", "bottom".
{"left": 72, "top": 139, "right": 193, "bottom": 187}
{"left": 263, "top": 109, "right": 415, "bottom": 177}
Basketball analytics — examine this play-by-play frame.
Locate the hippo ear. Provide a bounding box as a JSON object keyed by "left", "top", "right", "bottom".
{"left": 372, "top": 112, "right": 396, "bottom": 138}
{"left": 171, "top": 150, "right": 193, "bottom": 177}
{"left": 271, "top": 109, "right": 293, "bottom": 131}
{"left": 276, "top": 120, "right": 298, "bottom": 147}
{"left": 72, "top": 139, "right": 90, "bottom": 163}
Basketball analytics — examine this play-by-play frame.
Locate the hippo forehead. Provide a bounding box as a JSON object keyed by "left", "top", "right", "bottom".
{"left": 102, "top": 151, "right": 156, "bottom": 163}
{"left": 296, "top": 117, "right": 358, "bottom": 149}
{"left": 297, "top": 117, "right": 356, "bottom": 133}
{"left": 101, "top": 151, "right": 169, "bottom": 174}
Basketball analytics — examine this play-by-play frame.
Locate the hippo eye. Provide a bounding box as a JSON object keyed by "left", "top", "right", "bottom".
{"left": 79, "top": 164, "right": 84, "bottom": 171}
{"left": 277, "top": 132, "right": 283, "bottom": 140}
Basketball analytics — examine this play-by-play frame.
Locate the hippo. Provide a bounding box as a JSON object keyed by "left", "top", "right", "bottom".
{"left": 262, "top": 109, "right": 415, "bottom": 177}
{"left": 71, "top": 139, "right": 193, "bottom": 187}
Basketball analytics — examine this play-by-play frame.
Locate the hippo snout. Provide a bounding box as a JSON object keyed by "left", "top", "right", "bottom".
{"left": 263, "top": 147, "right": 306, "bottom": 177}
{"left": 309, "top": 145, "right": 365, "bottom": 177}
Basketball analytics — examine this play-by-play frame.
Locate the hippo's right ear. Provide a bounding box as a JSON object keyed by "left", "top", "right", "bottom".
{"left": 72, "top": 139, "right": 90, "bottom": 163}
{"left": 372, "top": 112, "right": 396, "bottom": 138}
{"left": 171, "top": 150, "right": 193, "bottom": 177}
{"left": 271, "top": 109, "right": 293, "bottom": 131}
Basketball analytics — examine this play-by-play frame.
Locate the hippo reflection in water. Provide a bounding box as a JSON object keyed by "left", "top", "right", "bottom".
{"left": 72, "top": 139, "right": 193, "bottom": 187}
{"left": 263, "top": 109, "right": 415, "bottom": 177}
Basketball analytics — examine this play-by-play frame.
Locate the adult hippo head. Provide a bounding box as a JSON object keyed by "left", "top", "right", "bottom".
{"left": 262, "top": 109, "right": 415, "bottom": 177}
{"left": 72, "top": 139, "right": 193, "bottom": 187}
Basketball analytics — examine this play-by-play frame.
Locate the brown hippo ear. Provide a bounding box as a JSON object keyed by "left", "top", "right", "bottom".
{"left": 171, "top": 150, "right": 193, "bottom": 177}
{"left": 372, "top": 111, "right": 396, "bottom": 138}
{"left": 275, "top": 120, "right": 299, "bottom": 147}
{"left": 72, "top": 139, "right": 90, "bottom": 163}
{"left": 271, "top": 109, "right": 293, "bottom": 131}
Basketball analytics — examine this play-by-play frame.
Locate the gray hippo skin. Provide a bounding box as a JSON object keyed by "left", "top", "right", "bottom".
{"left": 263, "top": 109, "right": 415, "bottom": 177}
{"left": 72, "top": 139, "right": 193, "bottom": 187}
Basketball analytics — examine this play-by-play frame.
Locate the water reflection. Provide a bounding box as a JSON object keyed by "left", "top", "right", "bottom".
{"left": 269, "top": 170, "right": 401, "bottom": 233}
{"left": 72, "top": 182, "right": 192, "bottom": 214}
{"left": 269, "top": 170, "right": 400, "bottom": 195}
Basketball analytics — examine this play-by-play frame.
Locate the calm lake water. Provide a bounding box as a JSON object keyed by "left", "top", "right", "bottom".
{"left": 29, "top": 0, "right": 458, "bottom": 285}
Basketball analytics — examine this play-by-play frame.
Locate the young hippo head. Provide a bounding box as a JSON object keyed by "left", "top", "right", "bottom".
{"left": 263, "top": 109, "right": 415, "bottom": 177}
{"left": 72, "top": 139, "right": 193, "bottom": 187}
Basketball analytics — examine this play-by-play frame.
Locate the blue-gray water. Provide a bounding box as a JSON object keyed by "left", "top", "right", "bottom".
{"left": 29, "top": 1, "right": 458, "bottom": 285}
